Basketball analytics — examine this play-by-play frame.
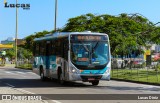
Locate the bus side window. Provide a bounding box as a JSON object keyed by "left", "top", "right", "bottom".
{"left": 63, "top": 38, "right": 69, "bottom": 60}
{"left": 39, "top": 41, "right": 46, "bottom": 56}
{"left": 35, "top": 42, "right": 39, "bottom": 56}
{"left": 33, "top": 43, "right": 36, "bottom": 56}
{"left": 55, "top": 39, "right": 61, "bottom": 56}
{"left": 51, "top": 40, "right": 56, "bottom": 55}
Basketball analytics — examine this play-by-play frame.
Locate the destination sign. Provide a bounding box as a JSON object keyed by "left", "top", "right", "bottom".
{"left": 71, "top": 35, "right": 107, "bottom": 41}
{"left": 77, "top": 36, "right": 101, "bottom": 41}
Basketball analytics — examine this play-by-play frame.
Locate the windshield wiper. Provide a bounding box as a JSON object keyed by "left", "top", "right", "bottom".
{"left": 91, "top": 41, "right": 99, "bottom": 55}
{"left": 79, "top": 41, "right": 89, "bottom": 52}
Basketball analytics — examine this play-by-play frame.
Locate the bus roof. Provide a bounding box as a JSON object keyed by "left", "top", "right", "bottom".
{"left": 34, "top": 31, "right": 108, "bottom": 41}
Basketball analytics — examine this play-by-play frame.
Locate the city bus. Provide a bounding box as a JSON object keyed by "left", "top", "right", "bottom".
{"left": 32, "top": 31, "right": 111, "bottom": 85}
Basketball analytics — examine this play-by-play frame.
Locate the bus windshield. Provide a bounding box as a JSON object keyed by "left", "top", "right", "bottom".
{"left": 71, "top": 41, "right": 109, "bottom": 69}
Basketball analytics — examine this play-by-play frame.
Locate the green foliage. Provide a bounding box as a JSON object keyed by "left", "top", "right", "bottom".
{"left": 22, "top": 13, "right": 160, "bottom": 57}
{"left": 111, "top": 69, "right": 160, "bottom": 84}
{"left": 63, "top": 13, "right": 155, "bottom": 56}
{"left": 155, "top": 64, "right": 160, "bottom": 71}
{"left": 6, "top": 48, "right": 15, "bottom": 60}
{"left": 0, "top": 64, "right": 5, "bottom": 67}
{"left": 24, "top": 30, "right": 52, "bottom": 50}
{"left": 17, "top": 47, "right": 33, "bottom": 59}
{"left": 5, "top": 46, "right": 33, "bottom": 61}
{"left": 149, "top": 27, "right": 160, "bottom": 44}
{"left": 16, "top": 64, "right": 32, "bottom": 70}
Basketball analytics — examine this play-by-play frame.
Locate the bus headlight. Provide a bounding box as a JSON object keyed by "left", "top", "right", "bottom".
{"left": 70, "top": 67, "right": 80, "bottom": 74}
{"left": 72, "top": 68, "right": 76, "bottom": 73}
{"left": 71, "top": 67, "right": 77, "bottom": 73}
{"left": 105, "top": 68, "right": 110, "bottom": 74}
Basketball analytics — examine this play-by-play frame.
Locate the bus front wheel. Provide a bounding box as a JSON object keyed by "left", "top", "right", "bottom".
{"left": 59, "top": 73, "right": 65, "bottom": 84}
{"left": 58, "top": 69, "right": 65, "bottom": 85}
{"left": 91, "top": 80, "right": 99, "bottom": 86}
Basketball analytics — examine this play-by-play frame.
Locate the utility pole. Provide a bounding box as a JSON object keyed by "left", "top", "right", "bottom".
{"left": 54, "top": 0, "right": 57, "bottom": 31}
{"left": 15, "top": 0, "right": 18, "bottom": 67}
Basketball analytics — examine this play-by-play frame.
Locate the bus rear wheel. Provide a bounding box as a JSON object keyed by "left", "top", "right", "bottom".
{"left": 91, "top": 80, "right": 99, "bottom": 86}
{"left": 40, "top": 68, "right": 46, "bottom": 81}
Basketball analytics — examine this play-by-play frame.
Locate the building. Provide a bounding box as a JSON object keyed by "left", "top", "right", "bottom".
{"left": 1, "top": 37, "right": 25, "bottom": 46}
{"left": 1, "top": 37, "right": 15, "bottom": 44}
{"left": 150, "top": 44, "right": 160, "bottom": 53}
{"left": 155, "top": 45, "right": 160, "bottom": 52}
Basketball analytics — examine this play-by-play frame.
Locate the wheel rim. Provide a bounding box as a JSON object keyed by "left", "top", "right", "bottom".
{"left": 40, "top": 72, "right": 44, "bottom": 79}
{"left": 60, "top": 73, "right": 64, "bottom": 84}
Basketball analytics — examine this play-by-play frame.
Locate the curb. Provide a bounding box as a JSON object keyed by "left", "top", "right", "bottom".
{"left": 111, "top": 78, "right": 160, "bottom": 86}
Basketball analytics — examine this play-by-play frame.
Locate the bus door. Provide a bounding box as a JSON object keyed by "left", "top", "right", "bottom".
{"left": 62, "top": 40, "right": 68, "bottom": 79}
{"left": 46, "top": 41, "right": 50, "bottom": 70}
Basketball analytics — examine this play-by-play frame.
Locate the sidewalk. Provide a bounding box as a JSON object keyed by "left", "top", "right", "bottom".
{"left": 0, "top": 64, "right": 15, "bottom": 68}
{"left": 0, "top": 66, "right": 47, "bottom": 103}
{"left": 0, "top": 86, "right": 47, "bottom": 103}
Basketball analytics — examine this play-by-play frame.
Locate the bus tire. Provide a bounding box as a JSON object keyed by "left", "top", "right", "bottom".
{"left": 91, "top": 80, "right": 99, "bottom": 86}
{"left": 58, "top": 68, "right": 65, "bottom": 85}
{"left": 40, "top": 67, "right": 46, "bottom": 81}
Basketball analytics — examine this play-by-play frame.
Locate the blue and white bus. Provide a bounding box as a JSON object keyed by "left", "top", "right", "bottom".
{"left": 33, "top": 31, "right": 111, "bottom": 85}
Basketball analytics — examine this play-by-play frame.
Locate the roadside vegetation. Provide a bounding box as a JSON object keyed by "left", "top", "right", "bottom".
{"left": 16, "top": 64, "right": 32, "bottom": 70}
{"left": 111, "top": 68, "right": 160, "bottom": 84}
{"left": 23, "top": 13, "right": 160, "bottom": 57}
{"left": 3, "top": 13, "right": 160, "bottom": 57}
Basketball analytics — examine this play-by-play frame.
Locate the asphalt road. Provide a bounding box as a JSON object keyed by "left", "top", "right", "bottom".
{"left": 0, "top": 67, "right": 160, "bottom": 103}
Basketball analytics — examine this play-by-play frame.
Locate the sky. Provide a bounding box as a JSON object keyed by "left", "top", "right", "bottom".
{"left": 0, "top": 0, "right": 160, "bottom": 41}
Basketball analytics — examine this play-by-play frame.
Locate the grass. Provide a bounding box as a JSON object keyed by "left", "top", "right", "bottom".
{"left": 111, "top": 69, "right": 160, "bottom": 84}
{"left": 16, "top": 64, "right": 32, "bottom": 70}
{"left": 0, "top": 64, "right": 5, "bottom": 67}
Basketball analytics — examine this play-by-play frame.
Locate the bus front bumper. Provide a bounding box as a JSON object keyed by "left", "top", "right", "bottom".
{"left": 69, "top": 73, "right": 110, "bottom": 82}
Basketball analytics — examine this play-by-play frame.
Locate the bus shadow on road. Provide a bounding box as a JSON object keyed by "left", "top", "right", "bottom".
{"left": 0, "top": 78, "right": 94, "bottom": 88}
{"left": 0, "top": 78, "right": 160, "bottom": 92}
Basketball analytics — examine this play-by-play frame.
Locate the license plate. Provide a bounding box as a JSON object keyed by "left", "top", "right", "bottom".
{"left": 88, "top": 78, "right": 95, "bottom": 81}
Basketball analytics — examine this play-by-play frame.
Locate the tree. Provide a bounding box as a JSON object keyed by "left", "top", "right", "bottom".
{"left": 5, "top": 48, "right": 15, "bottom": 62}
{"left": 23, "top": 30, "right": 52, "bottom": 51}
{"left": 17, "top": 47, "right": 32, "bottom": 59}
{"left": 22, "top": 13, "right": 159, "bottom": 57}
{"left": 149, "top": 26, "right": 160, "bottom": 44}
{"left": 62, "top": 13, "right": 153, "bottom": 57}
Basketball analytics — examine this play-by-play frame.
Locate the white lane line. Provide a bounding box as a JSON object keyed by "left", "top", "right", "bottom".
{"left": 17, "top": 88, "right": 35, "bottom": 94}
{"left": 51, "top": 100, "right": 62, "bottom": 103}
{"left": 5, "top": 71, "right": 17, "bottom": 75}
{"left": 27, "top": 72, "right": 37, "bottom": 75}
{"left": 5, "top": 71, "right": 27, "bottom": 77}
{"left": 17, "top": 89, "right": 62, "bottom": 103}
{"left": 142, "top": 85, "right": 160, "bottom": 89}
{"left": 5, "top": 83, "right": 62, "bottom": 103}
{"left": 5, "top": 83, "right": 15, "bottom": 88}
{"left": 16, "top": 71, "right": 26, "bottom": 75}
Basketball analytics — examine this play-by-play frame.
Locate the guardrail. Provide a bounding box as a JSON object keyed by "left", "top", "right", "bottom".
{"left": 111, "top": 59, "right": 160, "bottom": 84}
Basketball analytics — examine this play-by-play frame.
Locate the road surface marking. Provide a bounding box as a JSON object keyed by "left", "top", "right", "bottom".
{"left": 51, "top": 100, "right": 62, "bottom": 103}
{"left": 5, "top": 83, "right": 62, "bottom": 103}
{"left": 27, "top": 72, "right": 37, "bottom": 75}
{"left": 5, "top": 71, "right": 18, "bottom": 75}
{"left": 17, "top": 88, "right": 35, "bottom": 94}
{"left": 17, "top": 89, "right": 62, "bottom": 103}
{"left": 5, "top": 71, "right": 27, "bottom": 77}
{"left": 16, "top": 71, "right": 26, "bottom": 75}
{"left": 5, "top": 83, "right": 15, "bottom": 88}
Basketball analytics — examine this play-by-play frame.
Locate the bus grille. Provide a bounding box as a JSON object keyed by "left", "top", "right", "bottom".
{"left": 81, "top": 76, "right": 102, "bottom": 81}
